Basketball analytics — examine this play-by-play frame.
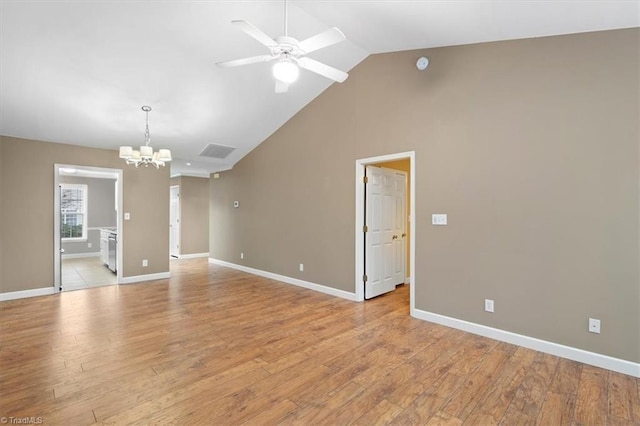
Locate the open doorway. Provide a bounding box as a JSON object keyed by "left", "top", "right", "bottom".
{"left": 355, "top": 152, "right": 416, "bottom": 314}
{"left": 169, "top": 185, "right": 180, "bottom": 258}
{"left": 54, "top": 165, "right": 123, "bottom": 292}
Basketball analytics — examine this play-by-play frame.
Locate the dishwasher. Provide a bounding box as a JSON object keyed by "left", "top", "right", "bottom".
{"left": 108, "top": 233, "right": 117, "bottom": 273}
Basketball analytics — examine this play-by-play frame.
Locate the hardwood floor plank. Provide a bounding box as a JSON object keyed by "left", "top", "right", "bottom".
{"left": 609, "top": 370, "right": 639, "bottom": 422}
{"left": 391, "top": 373, "right": 466, "bottom": 424}
{"left": 441, "top": 347, "right": 511, "bottom": 420}
{"left": 550, "top": 357, "right": 583, "bottom": 395}
{"left": 352, "top": 398, "right": 404, "bottom": 425}
{"left": 470, "top": 346, "right": 538, "bottom": 423}
{"left": 0, "top": 259, "right": 636, "bottom": 425}
{"left": 501, "top": 352, "right": 559, "bottom": 420}
{"left": 426, "top": 410, "right": 464, "bottom": 426}
{"left": 573, "top": 365, "right": 609, "bottom": 425}
{"left": 535, "top": 391, "right": 575, "bottom": 425}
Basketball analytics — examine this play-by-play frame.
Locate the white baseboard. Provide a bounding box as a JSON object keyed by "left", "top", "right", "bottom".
{"left": 412, "top": 308, "right": 640, "bottom": 378}
{"left": 62, "top": 252, "right": 101, "bottom": 259}
{"left": 120, "top": 272, "right": 171, "bottom": 285}
{"left": 176, "top": 252, "right": 209, "bottom": 259}
{"left": 208, "top": 258, "right": 357, "bottom": 302}
{"left": 1, "top": 287, "right": 55, "bottom": 302}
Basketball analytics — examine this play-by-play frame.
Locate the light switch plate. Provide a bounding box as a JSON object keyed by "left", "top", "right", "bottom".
{"left": 233, "top": 201, "right": 239, "bottom": 208}
{"left": 432, "top": 214, "right": 447, "bottom": 225}
{"left": 124, "top": 212, "right": 131, "bottom": 220}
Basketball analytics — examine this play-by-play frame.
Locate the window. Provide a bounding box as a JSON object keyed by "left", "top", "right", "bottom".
{"left": 61, "top": 184, "right": 87, "bottom": 240}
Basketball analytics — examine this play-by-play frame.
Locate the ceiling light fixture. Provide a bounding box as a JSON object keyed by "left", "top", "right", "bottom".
{"left": 272, "top": 55, "right": 299, "bottom": 83}
{"left": 119, "top": 106, "right": 172, "bottom": 168}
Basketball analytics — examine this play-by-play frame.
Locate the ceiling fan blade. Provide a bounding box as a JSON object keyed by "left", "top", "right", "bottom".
{"left": 232, "top": 20, "right": 278, "bottom": 48}
{"left": 217, "top": 54, "right": 275, "bottom": 68}
{"left": 298, "top": 27, "right": 346, "bottom": 54}
{"left": 297, "top": 57, "right": 348, "bottom": 83}
{"left": 275, "top": 79, "right": 289, "bottom": 94}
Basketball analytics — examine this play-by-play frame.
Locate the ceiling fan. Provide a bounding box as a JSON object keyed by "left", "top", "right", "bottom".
{"left": 216, "top": 0, "right": 348, "bottom": 93}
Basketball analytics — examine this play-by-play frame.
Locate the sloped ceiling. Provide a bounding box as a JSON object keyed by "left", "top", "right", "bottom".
{"left": 1, "top": 1, "right": 637, "bottom": 177}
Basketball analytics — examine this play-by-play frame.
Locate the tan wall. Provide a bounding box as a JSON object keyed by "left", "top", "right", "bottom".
{"left": 179, "top": 176, "right": 210, "bottom": 255}
{"left": 170, "top": 176, "right": 209, "bottom": 255}
{"left": 210, "top": 28, "right": 639, "bottom": 363}
{"left": 0, "top": 136, "right": 170, "bottom": 292}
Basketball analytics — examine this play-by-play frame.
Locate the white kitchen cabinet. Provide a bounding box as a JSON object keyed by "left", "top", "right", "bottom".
{"left": 100, "top": 230, "right": 109, "bottom": 265}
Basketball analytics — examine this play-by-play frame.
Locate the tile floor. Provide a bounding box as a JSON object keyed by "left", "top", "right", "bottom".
{"left": 62, "top": 256, "right": 117, "bottom": 291}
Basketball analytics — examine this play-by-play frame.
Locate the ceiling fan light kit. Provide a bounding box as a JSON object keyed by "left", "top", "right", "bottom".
{"left": 273, "top": 57, "right": 299, "bottom": 83}
{"left": 217, "top": 0, "right": 348, "bottom": 93}
{"left": 119, "top": 106, "right": 172, "bottom": 168}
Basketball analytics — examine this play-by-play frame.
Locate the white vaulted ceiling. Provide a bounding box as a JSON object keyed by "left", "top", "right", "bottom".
{"left": 1, "top": 1, "right": 638, "bottom": 177}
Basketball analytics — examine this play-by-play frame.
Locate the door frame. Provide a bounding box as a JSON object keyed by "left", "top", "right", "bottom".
{"left": 355, "top": 151, "right": 415, "bottom": 314}
{"left": 54, "top": 164, "right": 123, "bottom": 292}
{"left": 169, "top": 185, "right": 180, "bottom": 258}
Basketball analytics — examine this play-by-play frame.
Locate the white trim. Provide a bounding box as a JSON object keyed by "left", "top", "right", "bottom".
{"left": 175, "top": 252, "right": 209, "bottom": 259}
{"left": 1, "top": 287, "right": 55, "bottom": 302}
{"left": 208, "top": 258, "right": 358, "bottom": 301}
{"left": 412, "top": 308, "right": 640, "bottom": 378}
{"left": 405, "top": 276, "right": 411, "bottom": 284}
{"left": 119, "top": 272, "right": 171, "bottom": 285}
{"left": 61, "top": 252, "right": 100, "bottom": 259}
{"left": 355, "top": 151, "right": 416, "bottom": 306}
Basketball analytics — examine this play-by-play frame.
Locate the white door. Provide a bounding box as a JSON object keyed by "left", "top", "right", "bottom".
{"left": 364, "top": 166, "right": 406, "bottom": 299}
{"left": 169, "top": 186, "right": 180, "bottom": 258}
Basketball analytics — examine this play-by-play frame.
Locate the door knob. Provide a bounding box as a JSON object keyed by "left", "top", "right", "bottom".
{"left": 402, "top": 233, "right": 406, "bottom": 238}
{"left": 392, "top": 235, "right": 398, "bottom": 240}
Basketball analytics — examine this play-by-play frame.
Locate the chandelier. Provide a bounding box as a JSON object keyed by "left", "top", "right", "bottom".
{"left": 119, "top": 106, "right": 172, "bottom": 168}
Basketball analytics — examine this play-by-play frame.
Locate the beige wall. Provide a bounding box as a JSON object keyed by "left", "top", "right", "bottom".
{"left": 0, "top": 136, "right": 170, "bottom": 292}
{"left": 170, "top": 176, "right": 209, "bottom": 255}
{"left": 210, "top": 28, "right": 639, "bottom": 363}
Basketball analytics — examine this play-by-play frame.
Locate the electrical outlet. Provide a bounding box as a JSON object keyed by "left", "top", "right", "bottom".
{"left": 485, "top": 299, "right": 494, "bottom": 313}
{"left": 87, "top": 242, "right": 92, "bottom": 248}
{"left": 589, "top": 318, "right": 601, "bottom": 334}
{"left": 240, "top": 252, "right": 244, "bottom": 260}
{"left": 299, "top": 263, "right": 304, "bottom": 272}
{"left": 142, "top": 259, "right": 148, "bottom": 267}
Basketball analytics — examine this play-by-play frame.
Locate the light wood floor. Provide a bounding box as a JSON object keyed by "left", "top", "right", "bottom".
{"left": 1, "top": 259, "right": 638, "bottom": 425}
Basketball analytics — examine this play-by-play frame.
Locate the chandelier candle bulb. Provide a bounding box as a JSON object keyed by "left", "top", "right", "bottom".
{"left": 158, "top": 149, "right": 172, "bottom": 162}
{"left": 119, "top": 106, "right": 172, "bottom": 168}
{"left": 119, "top": 146, "right": 133, "bottom": 158}
{"left": 140, "top": 145, "right": 153, "bottom": 159}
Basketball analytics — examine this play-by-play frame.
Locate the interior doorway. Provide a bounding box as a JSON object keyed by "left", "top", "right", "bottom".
{"left": 169, "top": 185, "right": 180, "bottom": 258}
{"left": 355, "top": 152, "right": 415, "bottom": 314}
{"left": 363, "top": 165, "right": 407, "bottom": 299}
{"left": 54, "top": 165, "right": 123, "bottom": 292}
